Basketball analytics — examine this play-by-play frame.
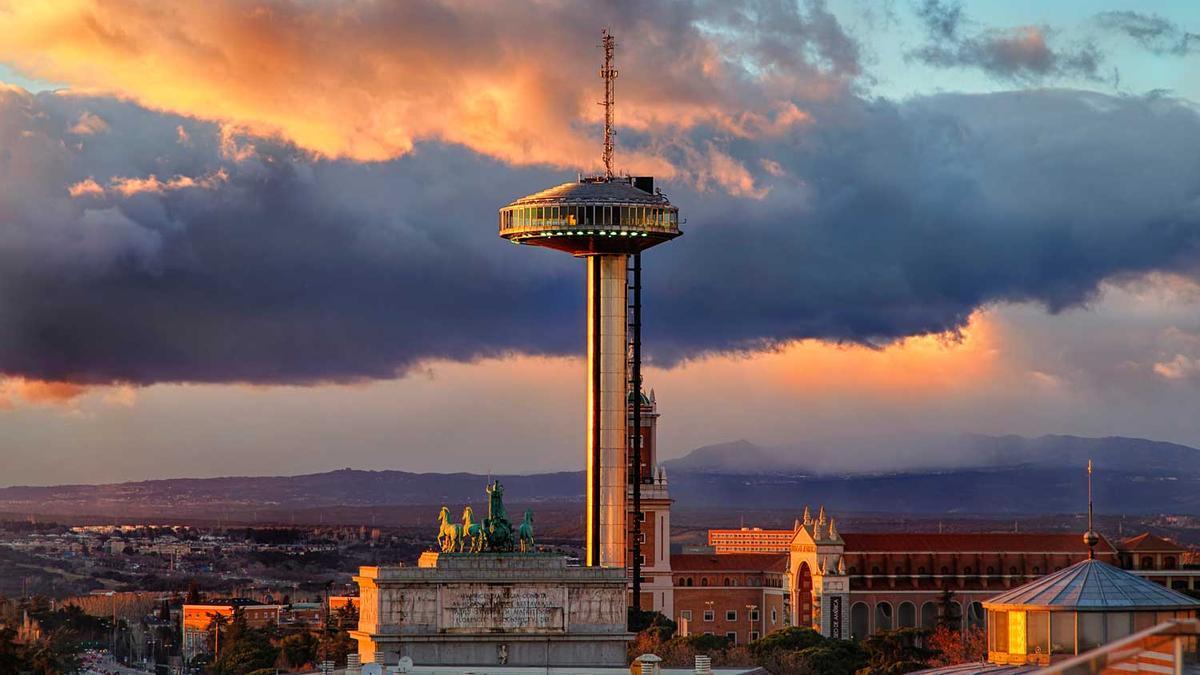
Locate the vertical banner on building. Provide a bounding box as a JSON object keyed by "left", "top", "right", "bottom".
{"left": 829, "top": 596, "right": 843, "bottom": 639}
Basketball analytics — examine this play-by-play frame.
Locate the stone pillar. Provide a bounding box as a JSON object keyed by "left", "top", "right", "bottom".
{"left": 819, "top": 577, "right": 850, "bottom": 639}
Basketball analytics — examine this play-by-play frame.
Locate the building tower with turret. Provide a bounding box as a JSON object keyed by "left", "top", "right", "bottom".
{"left": 498, "top": 31, "right": 682, "bottom": 586}
{"left": 627, "top": 386, "right": 674, "bottom": 616}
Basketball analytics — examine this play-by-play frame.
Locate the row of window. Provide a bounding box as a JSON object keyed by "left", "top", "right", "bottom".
{"left": 1130, "top": 555, "right": 1179, "bottom": 570}
{"left": 676, "top": 576, "right": 783, "bottom": 587}
{"left": 849, "top": 600, "right": 986, "bottom": 639}
{"left": 679, "top": 609, "right": 763, "bottom": 623}
{"left": 854, "top": 565, "right": 1057, "bottom": 576}
{"left": 691, "top": 631, "right": 758, "bottom": 644}
{"left": 989, "top": 608, "right": 1196, "bottom": 656}
{"left": 500, "top": 204, "right": 679, "bottom": 232}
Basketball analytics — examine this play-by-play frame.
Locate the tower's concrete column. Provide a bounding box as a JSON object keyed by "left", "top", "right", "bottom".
{"left": 587, "top": 254, "right": 628, "bottom": 568}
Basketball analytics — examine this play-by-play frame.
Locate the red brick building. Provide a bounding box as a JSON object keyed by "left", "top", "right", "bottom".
{"left": 840, "top": 532, "right": 1117, "bottom": 639}
{"left": 627, "top": 389, "right": 675, "bottom": 617}
{"left": 697, "top": 513, "right": 1198, "bottom": 641}
{"left": 181, "top": 600, "right": 283, "bottom": 658}
{"left": 672, "top": 553, "right": 789, "bottom": 645}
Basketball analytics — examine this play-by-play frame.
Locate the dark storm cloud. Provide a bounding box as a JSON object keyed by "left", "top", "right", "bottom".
{"left": 647, "top": 90, "right": 1200, "bottom": 361}
{"left": 0, "top": 88, "right": 581, "bottom": 384}
{"left": 1095, "top": 11, "right": 1199, "bottom": 57}
{"left": 907, "top": 0, "right": 1102, "bottom": 81}
{"left": 2, "top": 85, "right": 1200, "bottom": 383}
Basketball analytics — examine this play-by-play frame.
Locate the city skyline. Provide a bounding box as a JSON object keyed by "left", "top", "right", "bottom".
{"left": 3, "top": 0, "right": 1200, "bottom": 486}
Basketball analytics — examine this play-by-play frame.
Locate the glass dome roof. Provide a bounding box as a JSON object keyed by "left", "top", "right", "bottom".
{"left": 985, "top": 558, "right": 1200, "bottom": 611}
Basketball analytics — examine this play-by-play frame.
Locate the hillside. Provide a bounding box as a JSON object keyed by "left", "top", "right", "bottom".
{"left": 2, "top": 434, "right": 1198, "bottom": 522}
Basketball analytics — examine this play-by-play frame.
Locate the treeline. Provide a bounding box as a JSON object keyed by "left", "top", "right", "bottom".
{"left": 627, "top": 608, "right": 987, "bottom": 675}
{"left": 192, "top": 604, "right": 358, "bottom": 673}
{"left": 0, "top": 595, "right": 111, "bottom": 673}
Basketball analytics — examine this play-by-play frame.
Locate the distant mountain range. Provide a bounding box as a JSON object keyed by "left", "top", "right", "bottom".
{"left": 2, "top": 434, "right": 1198, "bottom": 522}
{"left": 659, "top": 434, "right": 1200, "bottom": 476}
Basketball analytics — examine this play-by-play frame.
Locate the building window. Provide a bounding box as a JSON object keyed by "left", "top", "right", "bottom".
{"left": 1032, "top": 566, "right": 1040, "bottom": 574}
{"left": 637, "top": 532, "right": 646, "bottom": 544}
{"left": 723, "top": 576, "right": 732, "bottom": 586}
{"left": 940, "top": 566, "right": 949, "bottom": 575}
{"left": 875, "top": 602, "right": 894, "bottom": 631}
{"left": 771, "top": 608, "right": 778, "bottom": 624}
{"left": 750, "top": 609, "right": 760, "bottom": 622}
{"left": 726, "top": 632, "right": 738, "bottom": 645}
{"left": 726, "top": 610, "right": 737, "bottom": 622}
{"left": 750, "top": 631, "right": 760, "bottom": 641}
{"left": 1165, "top": 556, "right": 1178, "bottom": 570}
{"left": 703, "top": 610, "right": 714, "bottom": 622}
{"left": 986, "top": 566, "right": 995, "bottom": 575}
{"left": 964, "top": 566, "right": 972, "bottom": 574}
{"left": 681, "top": 610, "right": 693, "bottom": 621}
{"left": 701, "top": 578, "right": 709, "bottom": 587}
{"left": 1009, "top": 566, "right": 1018, "bottom": 575}
{"left": 917, "top": 566, "right": 926, "bottom": 574}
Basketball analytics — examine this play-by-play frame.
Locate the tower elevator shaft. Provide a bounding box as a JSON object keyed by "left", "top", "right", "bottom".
{"left": 587, "top": 253, "right": 628, "bottom": 568}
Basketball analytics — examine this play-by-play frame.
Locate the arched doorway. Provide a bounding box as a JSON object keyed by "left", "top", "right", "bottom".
{"left": 898, "top": 602, "right": 916, "bottom": 628}
{"left": 875, "top": 602, "right": 894, "bottom": 632}
{"left": 920, "top": 602, "right": 938, "bottom": 629}
{"left": 851, "top": 602, "right": 869, "bottom": 641}
{"left": 797, "top": 561, "right": 814, "bottom": 629}
{"left": 967, "top": 601, "right": 985, "bottom": 630}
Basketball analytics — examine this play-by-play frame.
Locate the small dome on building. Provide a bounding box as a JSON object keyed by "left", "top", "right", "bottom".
{"left": 986, "top": 558, "right": 1199, "bottom": 611}
{"left": 627, "top": 389, "right": 652, "bottom": 406}
{"left": 980, "top": 558, "right": 1199, "bottom": 669}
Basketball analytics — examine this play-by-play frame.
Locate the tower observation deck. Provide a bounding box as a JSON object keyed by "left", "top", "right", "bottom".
{"left": 498, "top": 31, "right": 681, "bottom": 578}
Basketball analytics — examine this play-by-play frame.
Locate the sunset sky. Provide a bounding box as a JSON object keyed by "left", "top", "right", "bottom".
{"left": 2, "top": 0, "right": 1200, "bottom": 485}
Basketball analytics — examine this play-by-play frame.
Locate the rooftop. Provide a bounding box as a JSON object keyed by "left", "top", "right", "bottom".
{"left": 842, "top": 533, "right": 1116, "bottom": 555}
{"left": 672, "top": 553, "right": 789, "bottom": 573}
{"left": 503, "top": 178, "right": 671, "bottom": 207}
{"left": 915, "top": 664, "right": 1041, "bottom": 674}
{"left": 985, "top": 558, "right": 1200, "bottom": 611}
{"left": 1119, "top": 532, "right": 1185, "bottom": 552}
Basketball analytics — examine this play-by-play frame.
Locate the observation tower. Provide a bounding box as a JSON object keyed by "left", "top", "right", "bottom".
{"left": 498, "top": 30, "right": 682, "bottom": 585}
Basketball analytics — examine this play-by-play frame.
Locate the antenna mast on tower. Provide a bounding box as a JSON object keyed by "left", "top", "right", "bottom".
{"left": 1085, "top": 459, "right": 1099, "bottom": 559}
{"left": 600, "top": 29, "right": 618, "bottom": 179}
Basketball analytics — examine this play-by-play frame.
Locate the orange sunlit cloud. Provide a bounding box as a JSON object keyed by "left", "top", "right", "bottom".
{"left": 0, "top": 377, "right": 88, "bottom": 408}
{"left": 0, "top": 1, "right": 832, "bottom": 193}
{"left": 660, "top": 311, "right": 1002, "bottom": 397}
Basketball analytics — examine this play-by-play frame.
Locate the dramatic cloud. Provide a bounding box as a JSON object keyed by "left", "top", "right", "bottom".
{"left": 908, "top": 0, "right": 1101, "bottom": 81}
{"left": 0, "top": 378, "right": 87, "bottom": 409}
{"left": 1, "top": 84, "right": 1199, "bottom": 387}
{"left": 1095, "top": 11, "right": 1199, "bottom": 57}
{"left": 647, "top": 89, "right": 1200, "bottom": 362}
{"left": 0, "top": 0, "right": 857, "bottom": 194}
